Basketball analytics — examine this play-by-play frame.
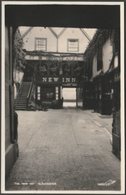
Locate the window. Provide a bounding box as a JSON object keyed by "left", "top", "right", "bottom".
{"left": 55, "top": 87, "right": 59, "bottom": 100}
{"left": 67, "top": 39, "right": 79, "bottom": 52}
{"left": 35, "top": 38, "right": 47, "bottom": 51}
{"left": 37, "top": 86, "right": 41, "bottom": 100}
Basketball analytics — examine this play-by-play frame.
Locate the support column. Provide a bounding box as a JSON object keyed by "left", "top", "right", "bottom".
{"left": 112, "top": 69, "right": 120, "bottom": 159}
{"left": 5, "top": 26, "right": 19, "bottom": 179}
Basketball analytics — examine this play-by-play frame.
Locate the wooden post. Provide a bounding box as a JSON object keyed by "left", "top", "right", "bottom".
{"left": 9, "top": 26, "right": 15, "bottom": 142}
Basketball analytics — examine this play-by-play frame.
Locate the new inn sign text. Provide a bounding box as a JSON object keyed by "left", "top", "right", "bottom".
{"left": 41, "top": 77, "right": 77, "bottom": 86}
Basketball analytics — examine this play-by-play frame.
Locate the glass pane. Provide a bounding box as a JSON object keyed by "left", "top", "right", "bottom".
{"left": 37, "top": 94, "right": 40, "bottom": 100}
{"left": 37, "top": 86, "right": 40, "bottom": 92}
{"left": 56, "top": 87, "right": 58, "bottom": 93}
{"left": 68, "top": 39, "right": 79, "bottom": 52}
{"left": 35, "top": 38, "right": 46, "bottom": 51}
{"left": 56, "top": 94, "right": 58, "bottom": 100}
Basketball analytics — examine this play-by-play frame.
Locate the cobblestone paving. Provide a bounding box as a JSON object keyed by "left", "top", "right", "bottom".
{"left": 6, "top": 109, "right": 120, "bottom": 192}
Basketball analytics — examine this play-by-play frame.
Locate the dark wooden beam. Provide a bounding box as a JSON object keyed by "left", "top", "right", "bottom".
{"left": 5, "top": 5, "right": 120, "bottom": 28}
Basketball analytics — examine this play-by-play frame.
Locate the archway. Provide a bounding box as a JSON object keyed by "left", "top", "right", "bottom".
{"left": 3, "top": 2, "right": 122, "bottom": 192}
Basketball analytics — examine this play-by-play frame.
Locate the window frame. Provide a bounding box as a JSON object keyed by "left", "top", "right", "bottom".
{"left": 67, "top": 39, "right": 79, "bottom": 52}
{"left": 35, "top": 38, "right": 47, "bottom": 51}
{"left": 37, "top": 86, "right": 41, "bottom": 100}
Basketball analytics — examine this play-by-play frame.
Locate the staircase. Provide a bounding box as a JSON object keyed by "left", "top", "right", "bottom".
{"left": 15, "top": 82, "right": 32, "bottom": 110}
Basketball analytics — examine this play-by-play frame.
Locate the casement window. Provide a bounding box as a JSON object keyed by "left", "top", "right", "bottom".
{"left": 55, "top": 87, "right": 59, "bottom": 100}
{"left": 67, "top": 39, "right": 79, "bottom": 52}
{"left": 35, "top": 38, "right": 47, "bottom": 51}
{"left": 37, "top": 86, "right": 41, "bottom": 100}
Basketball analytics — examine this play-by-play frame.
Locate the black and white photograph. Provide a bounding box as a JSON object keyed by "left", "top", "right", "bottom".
{"left": 1, "top": 1, "right": 125, "bottom": 194}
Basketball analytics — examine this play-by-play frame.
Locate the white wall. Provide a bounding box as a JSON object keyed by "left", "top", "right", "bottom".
{"left": 23, "top": 27, "right": 89, "bottom": 53}
{"left": 84, "top": 28, "right": 97, "bottom": 39}
{"left": 114, "top": 55, "right": 119, "bottom": 68}
{"left": 13, "top": 70, "right": 24, "bottom": 83}
{"left": 63, "top": 88, "right": 76, "bottom": 100}
{"left": 13, "top": 70, "right": 24, "bottom": 98}
{"left": 23, "top": 27, "right": 57, "bottom": 52}
{"left": 63, "top": 88, "right": 76, "bottom": 107}
{"left": 58, "top": 28, "right": 89, "bottom": 53}
{"left": 92, "top": 54, "right": 101, "bottom": 78}
{"left": 92, "top": 54, "right": 97, "bottom": 78}
{"left": 102, "top": 38, "right": 113, "bottom": 73}
{"left": 92, "top": 37, "right": 114, "bottom": 78}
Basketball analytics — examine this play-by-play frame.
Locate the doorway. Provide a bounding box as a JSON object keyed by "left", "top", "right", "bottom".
{"left": 62, "top": 88, "right": 76, "bottom": 108}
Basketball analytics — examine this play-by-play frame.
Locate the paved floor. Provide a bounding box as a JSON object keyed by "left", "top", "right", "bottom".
{"left": 6, "top": 109, "right": 120, "bottom": 192}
